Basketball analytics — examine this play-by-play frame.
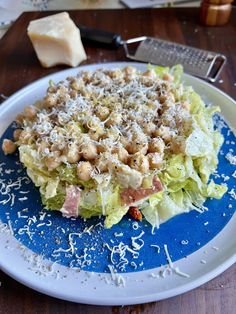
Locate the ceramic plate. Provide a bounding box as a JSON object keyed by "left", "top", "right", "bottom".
{"left": 0, "top": 62, "right": 235, "bottom": 305}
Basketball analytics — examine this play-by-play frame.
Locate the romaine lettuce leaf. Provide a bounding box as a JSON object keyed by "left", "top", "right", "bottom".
{"left": 141, "top": 192, "right": 163, "bottom": 228}
{"left": 182, "top": 87, "right": 205, "bottom": 114}
{"left": 104, "top": 206, "right": 129, "bottom": 229}
{"left": 185, "top": 127, "right": 214, "bottom": 157}
{"left": 100, "top": 185, "right": 129, "bottom": 228}
{"left": 19, "top": 145, "right": 60, "bottom": 200}
{"left": 19, "top": 145, "right": 51, "bottom": 178}
{"left": 170, "top": 64, "right": 183, "bottom": 84}
{"left": 204, "top": 180, "right": 228, "bottom": 199}
{"left": 42, "top": 188, "right": 66, "bottom": 210}
{"left": 40, "top": 177, "right": 60, "bottom": 199}
{"left": 151, "top": 64, "right": 170, "bottom": 77}
{"left": 157, "top": 194, "right": 189, "bottom": 222}
{"left": 79, "top": 185, "right": 129, "bottom": 228}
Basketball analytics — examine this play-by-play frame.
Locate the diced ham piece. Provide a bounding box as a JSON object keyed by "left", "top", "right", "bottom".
{"left": 60, "top": 185, "right": 81, "bottom": 218}
{"left": 120, "top": 176, "right": 163, "bottom": 205}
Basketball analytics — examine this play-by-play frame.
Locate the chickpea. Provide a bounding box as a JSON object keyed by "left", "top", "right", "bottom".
{"left": 71, "top": 79, "right": 84, "bottom": 91}
{"left": 82, "top": 71, "right": 93, "bottom": 83}
{"left": 57, "top": 85, "right": 68, "bottom": 95}
{"left": 57, "top": 87, "right": 70, "bottom": 103}
{"left": 94, "top": 156, "right": 109, "bottom": 173}
{"left": 162, "top": 101, "right": 175, "bottom": 112}
{"left": 15, "top": 113, "right": 24, "bottom": 125}
{"left": 123, "top": 66, "right": 136, "bottom": 76}
{"left": 123, "top": 66, "right": 137, "bottom": 82}
{"left": 126, "top": 140, "right": 148, "bottom": 155}
{"left": 13, "top": 129, "right": 22, "bottom": 141}
{"left": 108, "top": 69, "right": 123, "bottom": 80}
{"left": 50, "top": 144, "right": 59, "bottom": 152}
{"left": 105, "top": 112, "right": 122, "bottom": 127}
{"left": 112, "top": 146, "right": 129, "bottom": 164}
{"left": 142, "top": 122, "right": 156, "bottom": 136}
{"left": 77, "top": 161, "right": 93, "bottom": 181}
{"left": 88, "top": 128, "right": 105, "bottom": 141}
{"left": 129, "top": 153, "right": 149, "bottom": 174}
{"left": 19, "top": 130, "right": 32, "bottom": 144}
{"left": 86, "top": 116, "right": 102, "bottom": 132}
{"left": 97, "top": 143, "right": 106, "bottom": 154}
{"left": 70, "top": 90, "right": 77, "bottom": 99}
{"left": 35, "top": 99, "right": 45, "bottom": 108}
{"left": 63, "top": 144, "right": 80, "bottom": 163}
{"left": 162, "top": 72, "right": 173, "bottom": 82}
{"left": 105, "top": 127, "right": 121, "bottom": 141}
{"left": 148, "top": 137, "right": 165, "bottom": 154}
{"left": 181, "top": 101, "right": 190, "bottom": 111}
{"left": 158, "top": 94, "right": 168, "bottom": 104}
{"left": 120, "top": 136, "right": 129, "bottom": 149}
{"left": 47, "top": 85, "right": 57, "bottom": 93}
{"left": 44, "top": 156, "right": 61, "bottom": 171}
{"left": 24, "top": 106, "right": 37, "bottom": 119}
{"left": 142, "top": 69, "right": 156, "bottom": 78}
{"left": 44, "top": 150, "right": 61, "bottom": 169}
{"left": 2, "top": 139, "right": 17, "bottom": 155}
{"left": 81, "top": 142, "right": 98, "bottom": 160}
{"left": 95, "top": 106, "right": 110, "bottom": 121}
{"left": 161, "top": 93, "right": 175, "bottom": 111}
{"left": 147, "top": 153, "right": 163, "bottom": 169}
{"left": 154, "top": 126, "right": 172, "bottom": 143}
{"left": 38, "top": 141, "right": 49, "bottom": 154}
{"left": 170, "top": 137, "right": 185, "bottom": 154}
{"left": 44, "top": 94, "right": 57, "bottom": 107}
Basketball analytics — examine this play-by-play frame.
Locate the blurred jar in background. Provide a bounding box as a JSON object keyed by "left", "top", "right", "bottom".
{"left": 200, "top": 0, "right": 233, "bottom": 26}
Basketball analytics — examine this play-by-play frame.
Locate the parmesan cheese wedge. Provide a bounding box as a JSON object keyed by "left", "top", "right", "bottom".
{"left": 27, "top": 12, "right": 87, "bottom": 68}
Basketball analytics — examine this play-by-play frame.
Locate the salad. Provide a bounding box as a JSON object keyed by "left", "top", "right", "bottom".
{"left": 2, "top": 65, "right": 227, "bottom": 229}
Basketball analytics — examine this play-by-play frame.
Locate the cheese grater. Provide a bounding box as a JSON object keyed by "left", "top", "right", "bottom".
{"left": 123, "top": 36, "right": 226, "bottom": 82}
{"left": 79, "top": 26, "right": 226, "bottom": 82}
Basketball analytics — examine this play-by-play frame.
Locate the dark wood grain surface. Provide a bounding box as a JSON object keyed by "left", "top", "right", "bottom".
{"left": 0, "top": 8, "right": 235, "bottom": 314}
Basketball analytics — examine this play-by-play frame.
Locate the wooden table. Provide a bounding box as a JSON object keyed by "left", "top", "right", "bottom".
{"left": 0, "top": 8, "right": 235, "bottom": 314}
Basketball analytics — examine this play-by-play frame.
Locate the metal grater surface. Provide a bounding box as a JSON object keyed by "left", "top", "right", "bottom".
{"left": 123, "top": 37, "right": 226, "bottom": 82}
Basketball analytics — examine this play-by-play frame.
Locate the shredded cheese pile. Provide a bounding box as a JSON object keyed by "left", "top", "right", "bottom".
{"left": 13, "top": 67, "right": 192, "bottom": 188}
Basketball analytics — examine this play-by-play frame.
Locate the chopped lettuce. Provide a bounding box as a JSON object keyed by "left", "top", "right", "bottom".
{"left": 100, "top": 185, "right": 129, "bottom": 228}
{"left": 149, "top": 64, "right": 183, "bottom": 85}
{"left": 104, "top": 206, "right": 129, "bottom": 229}
{"left": 157, "top": 194, "right": 189, "bottom": 222}
{"left": 204, "top": 180, "right": 228, "bottom": 199}
{"left": 42, "top": 188, "right": 66, "bottom": 210}
{"left": 141, "top": 192, "right": 163, "bottom": 228}
{"left": 170, "top": 64, "right": 183, "bottom": 84}
{"left": 185, "top": 127, "right": 214, "bottom": 157}
{"left": 149, "top": 64, "right": 170, "bottom": 77}
{"left": 19, "top": 145, "right": 51, "bottom": 179}
{"left": 182, "top": 87, "right": 205, "bottom": 114}
{"left": 79, "top": 185, "right": 129, "bottom": 228}
{"left": 19, "top": 145, "right": 61, "bottom": 201}
{"left": 41, "top": 177, "right": 60, "bottom": 199}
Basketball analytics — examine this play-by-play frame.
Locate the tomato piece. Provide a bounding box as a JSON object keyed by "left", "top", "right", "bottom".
{"left": 128, "top": 206, "right": 142, "bottom": 221}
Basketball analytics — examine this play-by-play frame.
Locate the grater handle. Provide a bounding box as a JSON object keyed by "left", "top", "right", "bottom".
{"left": 78, "top": 25, "right": 123, "bottom": 48}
